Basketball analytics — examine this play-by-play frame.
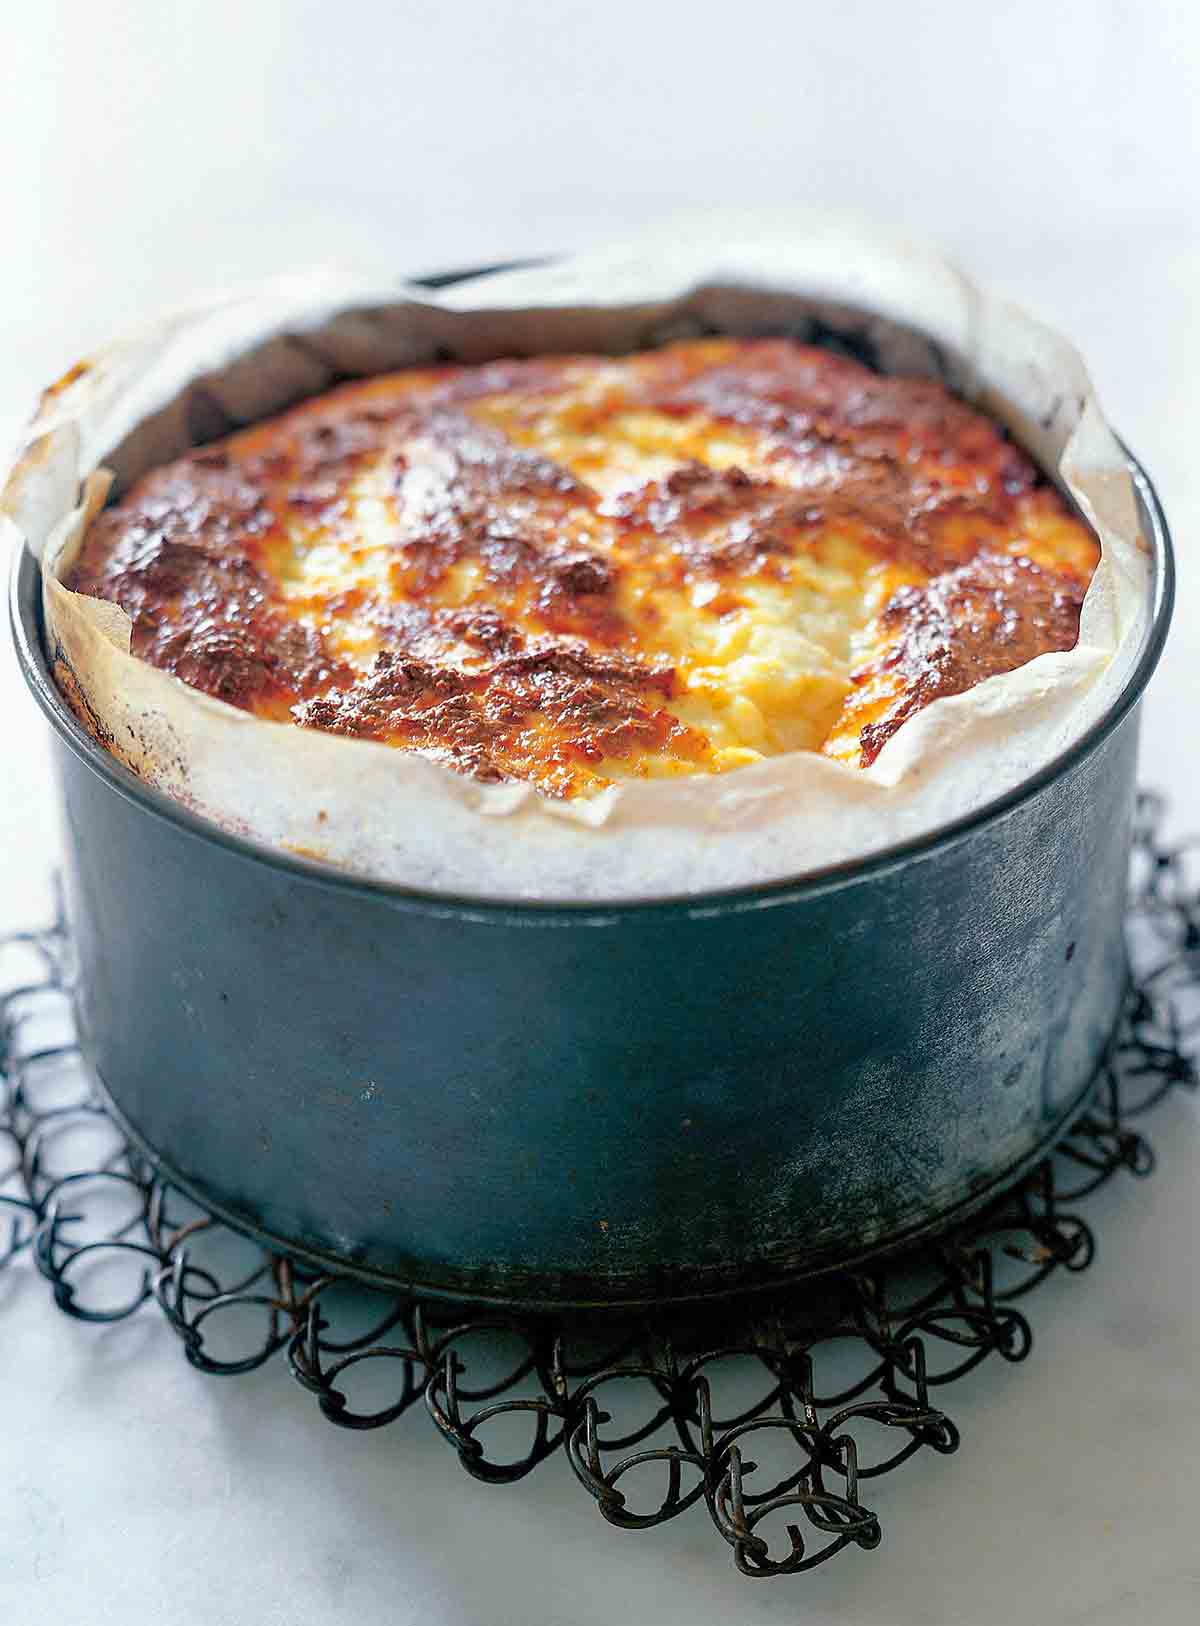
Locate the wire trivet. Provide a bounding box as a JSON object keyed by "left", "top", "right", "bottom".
{"left": 1, "top": 792, "right": 1196, "bottom": 1581}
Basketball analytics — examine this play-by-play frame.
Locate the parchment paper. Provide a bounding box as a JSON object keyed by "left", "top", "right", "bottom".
{"left": 1, "top": 214, "right": 1151, "bottom": 901}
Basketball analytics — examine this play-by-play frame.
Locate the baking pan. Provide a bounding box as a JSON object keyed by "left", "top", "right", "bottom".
{"left": 8, "top": 290, "right": 1174, "bottom": 1310}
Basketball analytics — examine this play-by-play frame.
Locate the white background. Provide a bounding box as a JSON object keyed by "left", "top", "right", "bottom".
{"left": 1, "top": 3, "right": 1198, "bottom": 1622}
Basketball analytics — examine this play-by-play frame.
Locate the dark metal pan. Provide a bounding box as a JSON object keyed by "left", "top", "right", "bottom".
{"left": 8, "top": 277, "right": 1174, "bottom": 1309}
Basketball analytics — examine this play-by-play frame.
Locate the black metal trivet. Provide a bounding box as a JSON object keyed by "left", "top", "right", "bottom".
{"left": 2, "top": 793, "right": 1197, "bottom": 1581}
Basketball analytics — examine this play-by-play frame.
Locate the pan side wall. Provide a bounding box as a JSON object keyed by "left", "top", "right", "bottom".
{"left": 55, "top": 709, "right": 1139, "bottom": 1305}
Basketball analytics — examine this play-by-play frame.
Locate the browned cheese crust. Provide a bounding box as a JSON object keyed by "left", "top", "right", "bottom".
{"left": 66, "top": 340, "right": 1100, "bottom": 796}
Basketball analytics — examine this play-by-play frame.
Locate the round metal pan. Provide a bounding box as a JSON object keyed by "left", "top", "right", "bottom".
{"left": 8, "top": 298, "right": 1174, "bottom": 1310}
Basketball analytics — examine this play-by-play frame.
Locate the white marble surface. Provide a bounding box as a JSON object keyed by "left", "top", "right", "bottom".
{"left": 2, "top": 3, "right": 1199, "bottom": 1620}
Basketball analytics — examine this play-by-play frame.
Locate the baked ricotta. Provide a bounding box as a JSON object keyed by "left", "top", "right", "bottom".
{"left": 66, "top": 339, "right": 1100, "bottom": 797}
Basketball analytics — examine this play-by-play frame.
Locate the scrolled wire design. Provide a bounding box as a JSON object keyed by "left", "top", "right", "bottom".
{"left": 1, "top": 793, "right": 1195, "bottom": 1581}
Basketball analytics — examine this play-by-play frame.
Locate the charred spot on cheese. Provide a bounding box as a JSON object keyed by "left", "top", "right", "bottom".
{"left": 296, "top": 638, "right": 707, "bottom": 797}
{"left": 854, "top": 551, "right": 1090, "bottom": 766}
{"left": 66, "top": 339, "right": 1100, "bottom": 795}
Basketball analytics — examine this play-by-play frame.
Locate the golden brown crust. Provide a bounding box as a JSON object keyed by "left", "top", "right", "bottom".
{"left": 856, "top": 551, "right": 1089, "bottom": 765}
{"left": 66, "top": 339, "right": 1100, "bottom": 795}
